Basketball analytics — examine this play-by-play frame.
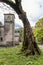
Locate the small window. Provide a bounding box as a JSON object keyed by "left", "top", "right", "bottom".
{"left": 0, "top": 37, "right": 3, "bottom": 41}
{"left": 1, "top": 38, "right": 3, "bottom": 41}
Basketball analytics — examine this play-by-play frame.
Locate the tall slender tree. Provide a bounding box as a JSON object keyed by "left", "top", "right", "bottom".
{"left": 0, "top": 0, "right": 41, "bottom": 56}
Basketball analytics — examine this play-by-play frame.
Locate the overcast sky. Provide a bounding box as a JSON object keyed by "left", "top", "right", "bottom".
{"left": 0, "top": 0, "right": 43, "bottom": 27}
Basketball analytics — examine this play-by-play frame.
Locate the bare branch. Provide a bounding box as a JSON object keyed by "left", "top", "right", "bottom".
{"left": 0, "top": 0, "right": 17, "bottom": 12}
{"left": 3, "top": 3, "right": 14, "bottom": 11}
{"left": 0, "top": 0, "right": 25, "bottom": 14}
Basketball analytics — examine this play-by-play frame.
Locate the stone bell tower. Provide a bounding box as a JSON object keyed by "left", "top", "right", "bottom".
{"left": 4, "top": 14, "right": 15, "bottom": 46}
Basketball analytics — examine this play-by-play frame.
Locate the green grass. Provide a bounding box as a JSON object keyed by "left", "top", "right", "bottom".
{"left": 0, "top": 45, "right": 43, "bottom": 65}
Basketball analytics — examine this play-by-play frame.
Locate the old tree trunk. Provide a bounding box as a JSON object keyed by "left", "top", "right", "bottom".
{"left": 0, "top": 0, "right": 41, "bottom": 55}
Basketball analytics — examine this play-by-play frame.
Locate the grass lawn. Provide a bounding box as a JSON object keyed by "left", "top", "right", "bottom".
{"left": 0, "top": 45, "right": 43, "bottom": 65}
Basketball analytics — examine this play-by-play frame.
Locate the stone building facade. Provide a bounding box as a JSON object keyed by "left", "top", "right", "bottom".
{"left": 0, "top": 14, "right": 20, "bottom": 47}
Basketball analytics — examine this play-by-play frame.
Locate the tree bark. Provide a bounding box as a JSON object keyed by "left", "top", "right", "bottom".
{"left": 19, "top": 13, "right": 40, "bottom": 55}
{"left": 0, "top": 0, "right": 41, "bottom": 55}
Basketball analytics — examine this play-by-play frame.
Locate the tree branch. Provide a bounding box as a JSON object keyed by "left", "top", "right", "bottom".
{"left": 0, "top": 0, "right": 19, "bottom": 14}
{"left": 0, "top": 0, "right": 25, "bottom": 14}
